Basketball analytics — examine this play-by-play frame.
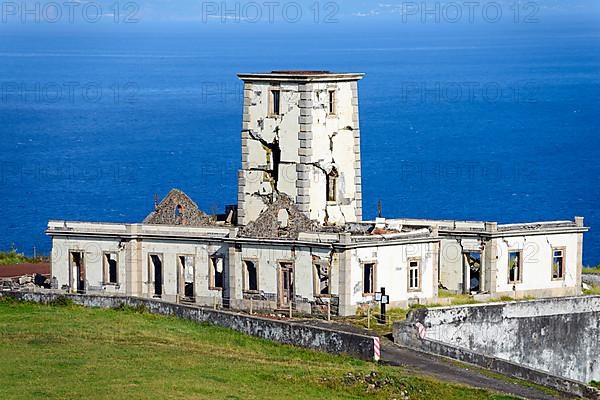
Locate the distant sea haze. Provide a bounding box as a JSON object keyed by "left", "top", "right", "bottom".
{"left": 0, "top": 21, "right": 599, "bottom": 264}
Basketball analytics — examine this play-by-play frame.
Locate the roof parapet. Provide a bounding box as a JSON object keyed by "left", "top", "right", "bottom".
{"left": 485, "top": 222, "right": 498, "bottom": 233}
{"left": 238, "top": 71, "right": 364, "bottom": 82}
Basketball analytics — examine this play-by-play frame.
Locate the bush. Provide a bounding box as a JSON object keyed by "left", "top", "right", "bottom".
{"left": 0, "top": 248, "right": 30, "bottom": 265}
{"left": 0, "top": 294, "right": 19, "bottom": 304}
{"left": 0, "top": 246, "right": 47, "bottom": 265}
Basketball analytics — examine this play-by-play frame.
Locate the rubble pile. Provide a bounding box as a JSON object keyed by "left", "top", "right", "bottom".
{"left": 240, "top": 193, "right": 319, "bottom": 239}
{"left": 0, "top": 274, "right": 54, "bottom": 291}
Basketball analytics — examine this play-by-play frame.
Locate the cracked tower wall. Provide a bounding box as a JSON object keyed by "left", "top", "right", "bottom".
{"left": 237, "top": 72, "right": 364, "bottom": 226}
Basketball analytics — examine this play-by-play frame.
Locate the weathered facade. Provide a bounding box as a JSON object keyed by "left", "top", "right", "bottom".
{"left": 237, "top": 71, "right": 363, "bottom": 226}
{"left": 393, "top": 295, "right": 600, "bottom": 386}
{"left": 47, "top": 71, "right": 588, "bottom": 316}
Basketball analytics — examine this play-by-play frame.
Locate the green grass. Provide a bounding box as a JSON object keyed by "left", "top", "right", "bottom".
{"left": 438, "top": 290, "right": 482, "bottom": 305}
{"left": 583, "top": 265, "right": 600, "bottom": 275}
{"left": 583, "top": 284, "right": 600, "bottom": 295}
{"left": 0, "top": 298, "right": 518, "bottom": 400}
{"left": 591, "top": 381, "right": 600, "bottom": 389}
{"left": 580, "top": 265, "right": 600, "bottom": 295}
{"left": 340, "top": 307, "right": 409, "bottom": 336}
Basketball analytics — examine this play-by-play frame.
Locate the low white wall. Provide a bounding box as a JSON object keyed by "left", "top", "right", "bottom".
{"left": 395, "top": 296, "right": 600, "bottom": 383}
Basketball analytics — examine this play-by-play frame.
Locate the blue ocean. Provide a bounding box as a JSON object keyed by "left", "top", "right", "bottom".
{"left": 0, "top": 9, "right": 599, "bottom": 263}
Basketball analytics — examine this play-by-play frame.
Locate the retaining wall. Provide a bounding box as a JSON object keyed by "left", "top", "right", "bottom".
{"left": 583, "top": 274, "right": 600, "bottom": 286}
{"left": 1, "top": 291, "right": 378, "bottom": 361}
{"left": 393, "top": 296, "right": 600, "bottom": 399}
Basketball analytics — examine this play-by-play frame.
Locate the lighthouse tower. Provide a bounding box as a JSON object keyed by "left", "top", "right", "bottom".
{"left": 236, "top": 71, "right": 364, "bottom": 226}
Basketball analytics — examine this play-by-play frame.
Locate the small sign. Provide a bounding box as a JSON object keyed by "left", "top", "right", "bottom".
{"left": 380, "top": 295, "right": 389, "bottom": 304}
{"left": 415, "top": 322, "right": 427, "bottom": 339}
{"left": 375, "top": 292, "right": 382, "bottom": 301}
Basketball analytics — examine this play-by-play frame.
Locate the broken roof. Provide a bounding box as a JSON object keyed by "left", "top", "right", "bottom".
{"left": 239, "top": 193, "right": 319, "bottom": 239}
{"left": 143, "top": 188, "right": 213, "bottom": 227}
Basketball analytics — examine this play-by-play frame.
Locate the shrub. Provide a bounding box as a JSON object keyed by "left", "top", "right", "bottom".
{"left": 0, "top": 294, "right": 19, "bottom": 304}
{"left": 0, "top": 246, "right": 47, "bottom": 265}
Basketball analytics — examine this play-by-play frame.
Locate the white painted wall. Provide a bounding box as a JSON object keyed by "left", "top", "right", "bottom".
{"left": 350, "top": 242, "right": 437, "bottom": 307}
{"left": 49, "top": 225, "right": 583, "bottom": 312}
{"left": 494, "top": 233, "right": 579, "bottom": 293}
{"left": 308, "top": 82, "right": 358, "bottom": 224}
{"left": 240, "top": 244, "right": 333, "bottom": 303}
{"left": 51, "top": 236, "right": 125, "bottom": 294}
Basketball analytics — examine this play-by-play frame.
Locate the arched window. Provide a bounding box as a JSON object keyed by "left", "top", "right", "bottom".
{"left": 326, "top": 168, "right": 338, "bottom": 202}
{"left": 174, "top": 204, "right": 183, "bottom": 224}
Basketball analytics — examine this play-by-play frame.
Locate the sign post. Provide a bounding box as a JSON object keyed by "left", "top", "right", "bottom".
{"left": 376, "top": 287, "right": 389, "bottom": 324}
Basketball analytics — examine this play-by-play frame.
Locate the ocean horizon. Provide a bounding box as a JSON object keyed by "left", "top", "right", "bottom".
{"left": 1, "top": 15, "right": 599, "bottom": 263}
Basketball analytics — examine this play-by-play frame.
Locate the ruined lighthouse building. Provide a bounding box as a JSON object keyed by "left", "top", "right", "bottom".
{"left": 47, "top": 71, "right": 588, "bottom": 316}
{"left": 237, "top": 71, "right": 363, "bottom": 226}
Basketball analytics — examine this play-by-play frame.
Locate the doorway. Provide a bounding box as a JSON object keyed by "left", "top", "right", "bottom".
{"left": 149, "top": 254, "right": 163, "bottom": 297}
{"left": 463, "top": 251, "right": 482, "bottom": 293}
{"left": 178, "top": 255, "right": 194, "bottom": 301}
{"left": 278, "top": 262, "right": 294, "bottom": 308}
{"left": 70, "top": 251, "right": 85, "bottom": 293}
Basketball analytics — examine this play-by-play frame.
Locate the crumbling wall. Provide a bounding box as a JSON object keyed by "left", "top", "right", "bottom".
{"left": 237, "top": 244, "right": 335, "bottom": 314}
{"left": 237, "top": 78, "right": 362, "bottom": 227}
{"left": 238, "top": 81, "right": 302, "bottom": 225}
{"left": 51, "top": 236, "right": 127, "bottom": 295}
{"left": 308, "top": 81, "right": 361, "bottom": 225}
{"left": 240, "top": 194, "right": 318, "bottom": 239}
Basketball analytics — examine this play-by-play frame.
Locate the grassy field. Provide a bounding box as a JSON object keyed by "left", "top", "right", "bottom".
{"left": 0, "top": 298, "right": 519, "bottom": 400}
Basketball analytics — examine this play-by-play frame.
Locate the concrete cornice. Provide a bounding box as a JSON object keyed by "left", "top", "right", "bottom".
{"left": 237, "top": 72, "right": 365, "bottom": 82}
{"left": 440, "top": 226, "right": 589, "bottom": 239}
{"left": 46, "top": 224, "right": 439, "bottom": 250}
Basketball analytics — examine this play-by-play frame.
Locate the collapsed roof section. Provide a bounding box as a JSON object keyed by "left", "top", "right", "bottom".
{"left": 143, "top": 188, "right": 213, "bottom": 227}
{"left": 239, "top": 193, "right": 319, "bottom": 239}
